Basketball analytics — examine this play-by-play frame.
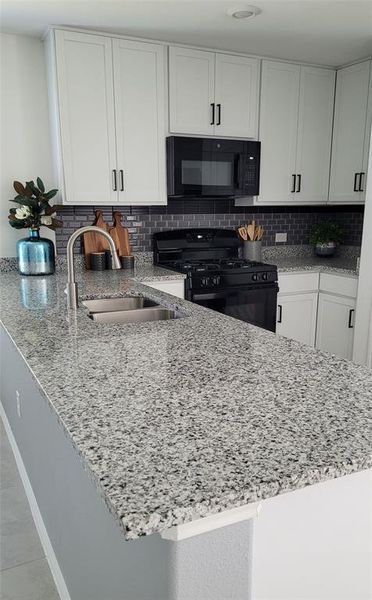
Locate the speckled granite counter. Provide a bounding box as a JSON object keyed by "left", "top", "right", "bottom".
{"left": 0, "top": 267, "right": 371, "bottom": 541}
{"left": 272, "top": 255, "right": 358, "bottom": 276}
{"left": 261, "top": 245, "right": 359, "bottom": 276}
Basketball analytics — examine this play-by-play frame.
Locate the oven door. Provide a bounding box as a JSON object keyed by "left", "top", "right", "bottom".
{"left": 167, "top": 137, "right": 260, "bottom": 197}
{"left": 191, "top": 284, "right": 278, "bottom": 332}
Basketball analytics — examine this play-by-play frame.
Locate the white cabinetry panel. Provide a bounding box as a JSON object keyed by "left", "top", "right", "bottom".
{"left": 329, "top": 60, "right": 371, "bottom": 204}
{"left": 214, "top": 54, "right": 259, "bottom": 138}
{"left": 316, "top": 293, "right": 356, "bottom": 360}
{"left": 258, "top": 61, "right": 335, "bottom": 206}
{"left": 276, "top": 292, "right": 318, "bottom": 346}
{"left": 169, "top": 46, "right": 259, "bottom": 138}
{"left": 113, "top": 39, "right": 167, "bottom": 205}
{"left": 145, "top": 280, "right": 185, "bottom": 299}
{"left": 259, "top": 61, "right": 300, "bottom": 203}
{"left": 295, "top": 67, "right": 335, "bottom": 203}
{"left": 169, "top": 46, "right": 215, "bottom": 136}
{"left": 54, "top": 30, "right": 117, "bottom": 204}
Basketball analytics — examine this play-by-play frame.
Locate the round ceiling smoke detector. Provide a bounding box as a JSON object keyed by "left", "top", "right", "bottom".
{"left": 227, "top": 5, "right": 261, "bottom": 19}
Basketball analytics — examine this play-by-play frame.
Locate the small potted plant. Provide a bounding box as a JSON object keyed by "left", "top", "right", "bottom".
{"left": 310, "top": 221, "right": 343, "bottom": 257}
{"left": 8, "top": 178, "right": 62, "bottom": 275}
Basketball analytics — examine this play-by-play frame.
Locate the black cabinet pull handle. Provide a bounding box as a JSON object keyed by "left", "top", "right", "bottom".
{"left": 112, "top": 169, "right": 117, "bottom": 192}
{"left": 119, "top": 170, "right": 124, "bottom": 191}
{"left": 353, "top": 172, "right": 359, "bottom": 192}
{"left": 291, "top": 174, "right": 296, "bottom": 193}
{"left": 296, "top": 174, "right": 302, "bottom": 193}
{"left": 277, "top": 304, "right": 283, "bottom": 324}
{"left": 210, "top": 103, "right": 215, "bottom": 125}
{"left": 216, "top": 103, "right": 221, "bottom": 125}
{"left": 348, "top": 309, "right": 354, "bottom": 328}
{"left": 358, "top": 172, "right": 365, "bottom": 192}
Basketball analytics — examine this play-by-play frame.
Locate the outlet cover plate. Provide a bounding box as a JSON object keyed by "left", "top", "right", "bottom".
{"left": 275, "top": 233, "right": 287, "bottom": 243}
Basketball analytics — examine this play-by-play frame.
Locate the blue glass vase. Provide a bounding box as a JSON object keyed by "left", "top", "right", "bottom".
{"left": 17, "top": 228, "right": 55, "bottom": 276}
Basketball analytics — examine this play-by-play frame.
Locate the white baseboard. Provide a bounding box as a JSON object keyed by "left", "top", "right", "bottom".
{"left": 0, "top": 402, "right": 71, "bottom": 600}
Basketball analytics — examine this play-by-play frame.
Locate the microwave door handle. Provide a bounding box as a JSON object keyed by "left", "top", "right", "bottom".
{"left": 234, "top": 156, "right": 241, "bottom": 189}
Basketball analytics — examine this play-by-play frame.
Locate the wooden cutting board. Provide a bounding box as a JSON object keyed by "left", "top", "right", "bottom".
{"left": 109, "top": 211, "right": 131, "bottom": 256}
{"left": 83, "top": 210, "right": 110, "bottom": 269}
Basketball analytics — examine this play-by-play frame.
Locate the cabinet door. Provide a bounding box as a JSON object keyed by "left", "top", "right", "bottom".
{"left": 295, "top": 67, "right": 335, "bottom": 203}
{"left": 113, "top": 39, "right": 167, "bottom": 205}
{"left": 259, "top": 61, "right": 300, "bottom": 203}
{"left": 214, "top": 54, "right": 259, "bottom": 138}
{"left": 169, "top": 46, "right": 215, "bottom": 135}
{"left": 276, "top": 293, "right": 318, "bottom": 346}
{"left": 316, "top": 293, "right": 355, "bottom": 359}
{"left": 361, "top": 65, "right": 372, "bottom": 197}
{"left": 54, "top": 31, "right": 118, "bottom": 204}
{"left": 329, "top": 60, "right": 371, "bottom": 204}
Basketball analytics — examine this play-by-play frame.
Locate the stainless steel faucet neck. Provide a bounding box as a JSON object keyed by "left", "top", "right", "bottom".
{"left": 66, "top": 226, "right": 121, "bottom": 310}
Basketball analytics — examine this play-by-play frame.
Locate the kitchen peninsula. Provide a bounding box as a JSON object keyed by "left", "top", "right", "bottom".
{"left": 1, "top": 264, "right": 371, "bottom": 600}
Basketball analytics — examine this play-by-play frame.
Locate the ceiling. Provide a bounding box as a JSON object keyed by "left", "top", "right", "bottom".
{"left": 1, "top": 0, "right": 372, "bottom": 67}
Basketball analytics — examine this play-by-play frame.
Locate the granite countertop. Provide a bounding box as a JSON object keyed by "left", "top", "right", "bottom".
{"left": 1, "top": 267, "right": 371, "bottom": 541}
{"left": 272, "top": 255, "right": 358, "bottom": 276}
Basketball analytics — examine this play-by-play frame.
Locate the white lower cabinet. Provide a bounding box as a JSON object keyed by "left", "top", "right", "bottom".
{"left": 316, "top": 293, "right": 356, "bottom": 360}
{"left": 277, "top": 271, "right": 358, "bottom": 360}
{"left": 276, "top": 292, "right": 318, "bottom": 346}
{"left": 145, "top": 280, "right": 185, "bottom": 299}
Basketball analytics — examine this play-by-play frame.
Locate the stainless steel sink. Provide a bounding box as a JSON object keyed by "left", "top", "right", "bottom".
{"left": 89, "top": 306, "right": 177, "bottom": 324}
{"left": 83, "top": 297, "right": 158, "bottom": 313}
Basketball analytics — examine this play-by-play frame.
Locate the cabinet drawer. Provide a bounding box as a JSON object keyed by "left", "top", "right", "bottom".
{"left": 319, "top": 273, "right": 358, "bottom": 298}
{"left": 278, "top": 272, "right": 319, "bottom": 294}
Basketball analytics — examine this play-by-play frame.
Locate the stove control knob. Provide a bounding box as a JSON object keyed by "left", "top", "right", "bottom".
{"left": 201, "top": 277, "right": 209, "bottom": 287}
{"left": 252, "top": 273, "right": 258, "bottom": 281}
{"left": 212, "top": 275, "right": 220, "bottom": 286}
{"left": 262, "top": 272, "right": 268, "bottom": 281}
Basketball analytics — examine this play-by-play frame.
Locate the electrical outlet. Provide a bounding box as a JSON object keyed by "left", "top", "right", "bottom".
{"left": 16, "top": 390, "right": 21, "bottom": 418}
{"left": 275, "top": 232, "right": 287, "bottom": 243}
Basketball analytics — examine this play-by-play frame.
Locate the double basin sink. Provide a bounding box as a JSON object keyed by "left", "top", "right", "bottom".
{"left": 83, "top": 296, "right": 178, "bottom": 324}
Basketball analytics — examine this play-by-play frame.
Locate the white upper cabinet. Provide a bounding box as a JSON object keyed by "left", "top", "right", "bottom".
{"left": 259, "top": 61, "right": 300, "bottom": 204}
{"left": 169, "top": 46, "right": 259, "bottom": 138}
{"left": 329, "top": 60, "right": 372, "bottom": 204}
{"left": 169, "top": 47, "right": 215, "bottom": 136}
{"left": 48, "top": 30, "right": 167, "bottom": 205}
{"left": 113, "top": 39, "right": 166, "bottom": 205}
{"left": 258, "top": 61, "right": 335, "bottom": 205}
{"left": 214, "top": 54, "right": 259, "bottom": 138}
{"left": 53, "top": 30, "right": 118, "bottom": 204}
{"left": 295, "top": 67, "right": 335, "bottom": 203}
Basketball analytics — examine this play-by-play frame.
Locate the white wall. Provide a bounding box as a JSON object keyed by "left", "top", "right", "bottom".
{"left": 0, "top": 33, "right": 55, "bottom": 257}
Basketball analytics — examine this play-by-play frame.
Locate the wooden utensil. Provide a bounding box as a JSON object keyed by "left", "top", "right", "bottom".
{"left": 109, "top": 211, "right": 131, "bottom": 256}
{"left": 83, "top": 210, "right": 110, "bottom": 269}
{"left": 238, "top": 226, "right": 248, "bottom": 241}
{"left": 247, "top": 222, "right": 255, "bottom": 241}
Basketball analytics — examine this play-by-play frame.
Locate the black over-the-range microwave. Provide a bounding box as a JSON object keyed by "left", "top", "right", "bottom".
{"left": 166, "top": 136, "right": 260, "bottom": 199}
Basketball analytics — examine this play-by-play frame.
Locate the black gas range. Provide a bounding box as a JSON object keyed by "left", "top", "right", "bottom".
{"left": 153, "top": 229, "right": 278, "bottom": 332}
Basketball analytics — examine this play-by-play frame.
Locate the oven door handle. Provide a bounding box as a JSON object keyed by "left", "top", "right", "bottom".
{"left": 192, "top": 284, "right": 278, "bottom": 301}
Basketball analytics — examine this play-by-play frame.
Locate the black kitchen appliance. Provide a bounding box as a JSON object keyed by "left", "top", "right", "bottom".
{"left": 153, "top": 229, "right": 278, "bottom": 332}
{"left": 166, "top": 136, "right": 260, "bottom": 198}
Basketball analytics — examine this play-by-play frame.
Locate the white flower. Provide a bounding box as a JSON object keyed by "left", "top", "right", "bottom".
{"left": 40, "top": 215, "right": 53, "bottom": 226}
{"left": 15, "top": 205, "right": 31, "bottom": 220}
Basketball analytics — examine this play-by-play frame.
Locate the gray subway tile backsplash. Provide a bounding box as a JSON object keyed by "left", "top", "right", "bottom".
{"left": 55, "top": 200, "right": 364, "bottom": 255}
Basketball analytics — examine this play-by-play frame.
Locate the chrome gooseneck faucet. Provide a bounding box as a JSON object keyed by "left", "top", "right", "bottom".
{"left": 66, "top": 226, "right": 121, "bottom": 310}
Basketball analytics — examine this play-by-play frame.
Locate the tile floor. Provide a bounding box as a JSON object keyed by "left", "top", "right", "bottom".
{"left": 0, "top": 418, "right": 60, "bottom": 600}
